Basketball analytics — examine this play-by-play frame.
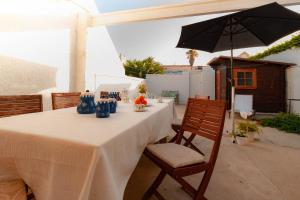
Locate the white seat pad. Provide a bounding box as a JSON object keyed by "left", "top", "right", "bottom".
{"left": 146, "top": 143, "right": 205, "bottom": 168}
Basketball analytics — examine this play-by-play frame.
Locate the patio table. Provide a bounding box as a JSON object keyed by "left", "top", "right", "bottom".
{"left": 0, "top": 99, "right": 175, "bottom": 200}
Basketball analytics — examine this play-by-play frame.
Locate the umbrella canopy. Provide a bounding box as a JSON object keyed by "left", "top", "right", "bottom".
{"left": 176, "top": 2, "right": 300, "bottom": 133}
{"left": 176, "top": 2, "right": 300, "bottom": 52}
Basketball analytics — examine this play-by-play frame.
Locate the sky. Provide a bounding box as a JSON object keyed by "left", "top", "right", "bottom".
{"left": 95, "top": 1, "right": 300, "bottom": 66}
{"left": 95, "top": 0, "right": 195, "bottom": 13}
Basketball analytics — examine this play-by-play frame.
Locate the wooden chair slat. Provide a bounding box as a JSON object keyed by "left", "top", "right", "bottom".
{"left": 51, "top": 92, "right": 81, "bottom": 110}
{"left": 195, "top": 95, "right": 210, "bottom": 100}
{"left": 100, "top": 91, "right": 109, "bottom": 98}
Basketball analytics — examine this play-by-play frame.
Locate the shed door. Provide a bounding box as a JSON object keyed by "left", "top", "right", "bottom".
{"left": 216, "top": 70, "right": 221, "bottom": 100}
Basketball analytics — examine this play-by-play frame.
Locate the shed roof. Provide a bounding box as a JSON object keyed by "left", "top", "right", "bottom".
{"left": 208, "top": 56, "right": 296, "bottom": 68}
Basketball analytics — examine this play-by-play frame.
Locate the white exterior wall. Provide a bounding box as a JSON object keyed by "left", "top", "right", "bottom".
{"left": 264, "top": 48, "right": 300, "bottom": 114}
{"left": 146, "top": 67, "right": 215, "bottom": 104}
{"left": 189, "top": 68, "right": 215, "bottom": 100}
{"left": 94, "top": 74, "right": 144, "bottom": 100}
{"left": 146, "top": 72, "right": 190, "bottom": 104}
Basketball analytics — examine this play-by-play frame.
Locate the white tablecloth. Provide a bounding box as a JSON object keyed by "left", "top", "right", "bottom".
{"left": 0, "top": 100, "right": 175, "bottom": 200}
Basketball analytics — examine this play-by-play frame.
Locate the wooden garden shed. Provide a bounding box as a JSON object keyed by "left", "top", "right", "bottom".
{"left": 208, "top": 56, "right": 295, "bottom": 113}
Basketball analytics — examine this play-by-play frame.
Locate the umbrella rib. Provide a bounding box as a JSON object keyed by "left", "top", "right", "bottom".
{"left": 239, "top": 15, "right": 300, "bottom": 21}
{"left": 179, "top": 18, "right": 229, "bottom": 47}
{"left": 239, "top": 21, "right": 269, "bottom": 46}
{"left": 210, "top": 18, "right": 230, "bottom": 52}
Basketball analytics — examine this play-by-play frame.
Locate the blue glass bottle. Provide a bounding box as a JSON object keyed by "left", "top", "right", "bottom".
{"left": 96, "top": 99, "right": 110, "bottom": 118}
{"left": 77, "top": 91, "right": 96, "bottom": 114}
{"left": 109, "top": 98, "right": 117, "bottom": 113}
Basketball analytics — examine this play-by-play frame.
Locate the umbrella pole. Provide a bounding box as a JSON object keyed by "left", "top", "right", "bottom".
{"left": 230, "top": 48, "right": 235, "bottom": 134}
{"left": 229, "top": 19, "right": 235, "bottom": 134}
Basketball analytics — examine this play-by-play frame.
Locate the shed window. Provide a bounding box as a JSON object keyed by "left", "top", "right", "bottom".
{"left": 234, "top": 68, "right": 257, "bottom": 89}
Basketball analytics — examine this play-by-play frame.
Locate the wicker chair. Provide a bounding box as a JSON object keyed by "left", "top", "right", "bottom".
{"left": 0, "top": 95, "right": 42, "bottom": 117}
{"left": 0, "top": 95, "right": 43, "bottom": 199}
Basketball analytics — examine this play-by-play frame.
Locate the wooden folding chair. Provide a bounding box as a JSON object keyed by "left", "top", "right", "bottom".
{"left": 51, "top": 92, "right": 81, "bottom": 110}
{"left": 0, "top": 95, "right": 43, "bottom": 117}
{"left": 195, "top": 95, "right": 210, "bottom": 100}
{"left": 170, "top": 95, "right": 210, "bottom": 155}
{"left": 143, "top": 98, "right": 226, "bottom": 200}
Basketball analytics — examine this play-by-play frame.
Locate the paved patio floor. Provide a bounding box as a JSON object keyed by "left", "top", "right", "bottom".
{"left": 124, "top": 105, "right": 300, "bottom": 200}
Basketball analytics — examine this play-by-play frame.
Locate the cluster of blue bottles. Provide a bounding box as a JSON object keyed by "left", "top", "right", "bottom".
{"left": 77, "top": 90, "right": 118, "bottom": 117}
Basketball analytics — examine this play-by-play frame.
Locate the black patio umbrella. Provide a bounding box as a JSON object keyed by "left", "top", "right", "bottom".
{"left": 177, "top": 2, "right": 300, "bottom": 52}
{"left": 176, "top": 2, "right": 300, "bottom": 130}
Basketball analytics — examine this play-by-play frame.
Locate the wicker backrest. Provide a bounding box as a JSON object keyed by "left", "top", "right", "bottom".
{"left": 51, "top": 92, "right": 81, "bottom": 110}
{"left": 181, "top": 98, "right": 226, "bottom": 141}
{"left": 0, "top": 95, "right": 43, "bottom": 117}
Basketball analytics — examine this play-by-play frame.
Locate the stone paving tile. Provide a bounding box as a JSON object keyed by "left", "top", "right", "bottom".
{"left": 124, "top": 106, "right": 300, "bottom": 200}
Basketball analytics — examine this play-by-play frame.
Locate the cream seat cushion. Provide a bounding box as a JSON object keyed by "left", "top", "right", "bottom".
{"left": 146, "top": 143, "right": 205, "bottom": 168}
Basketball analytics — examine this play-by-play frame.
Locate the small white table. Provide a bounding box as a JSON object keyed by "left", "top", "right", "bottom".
{"left": 0, "top": 100, "right": 175, "bottom": 200}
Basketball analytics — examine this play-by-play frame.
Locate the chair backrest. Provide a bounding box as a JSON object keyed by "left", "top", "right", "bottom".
{"left": 180, "top": 98, "right": 226, "bottom": 165}
{"left": 195, "top": 95, "right": 210, "bottom": 100}
{"left": 100, "top": 91, "right": 109, "bottom": 98}
{"left": 0, "top": 95, "right": 43, "bottom": 117}
{"left": 51, "top": 92, "right": 81, "bottom": 110}
{"left": 181, "top": 98, "right": 226, "bottom": 141}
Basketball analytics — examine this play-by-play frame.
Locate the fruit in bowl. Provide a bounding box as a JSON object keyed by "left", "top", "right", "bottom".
{"left": 134, "top": 95, "right": 147, "bottom": 106}
{"left": 134, "top": 96, "right": 147, "bottom": 112}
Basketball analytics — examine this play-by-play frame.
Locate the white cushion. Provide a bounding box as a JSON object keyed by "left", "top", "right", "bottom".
{"left": 0, "top": 179, "right": 26, "bottom": 200}
{"left": 146, "top": 143, "right": 205, "bottom": 168}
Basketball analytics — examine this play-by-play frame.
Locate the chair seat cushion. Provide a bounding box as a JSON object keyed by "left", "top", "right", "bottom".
{"left": 146, "top": 143, "right": 205, "bottom": 168}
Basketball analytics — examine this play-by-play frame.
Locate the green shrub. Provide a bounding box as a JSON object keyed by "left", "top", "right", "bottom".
{"left": 261, "top": 113, "right": 300, "bottom": 134}
{"left": 123, "top": 57, "right": 164, "bottom": 79}
{"left": 250, "top": 33, "right": 300, "bottom": 60}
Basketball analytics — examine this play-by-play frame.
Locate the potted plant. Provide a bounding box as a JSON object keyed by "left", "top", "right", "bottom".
{"left": 230, "top": 130, "right": 248, "bottom": 145}
{"left": 235, "top": 121, "right": 261, "bottom": 145}
{"left": 234, "top": 133, "right": 249, "bottom": 145}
